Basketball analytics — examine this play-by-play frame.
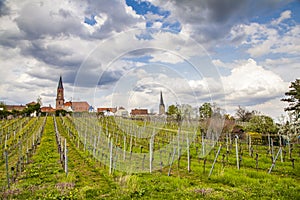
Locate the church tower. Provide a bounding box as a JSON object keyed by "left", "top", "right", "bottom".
{"left": 56, "top": 76, "right": 64, "bottom": 110}
{"left": 159, "top": 91, "right": 165, "bottom": 115}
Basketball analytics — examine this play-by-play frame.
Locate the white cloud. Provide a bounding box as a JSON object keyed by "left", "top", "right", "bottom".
{"left": 229, "top": 10, "right": 300, "bottom": 58}
{"left": 222, "top": 58, "right": 288, "bottom": 104}
{"left": 271, "top": 10, "right": 291, "bottom": 25}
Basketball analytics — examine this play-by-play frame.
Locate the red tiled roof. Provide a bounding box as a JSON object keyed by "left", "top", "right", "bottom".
{"left": 41, "top": 106, "right": 55, "bottom": 113}
{"left": 97, "top": 107, "right": 117, "bottom": 113}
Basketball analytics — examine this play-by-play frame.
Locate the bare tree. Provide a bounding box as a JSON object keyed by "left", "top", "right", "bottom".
{"left": 235, "top": 106, "right": 256, "bottom": 122}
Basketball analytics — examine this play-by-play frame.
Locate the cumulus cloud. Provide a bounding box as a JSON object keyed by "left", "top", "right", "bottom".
{"left": 222, "top": 59, "right": 288, "bottom": 105}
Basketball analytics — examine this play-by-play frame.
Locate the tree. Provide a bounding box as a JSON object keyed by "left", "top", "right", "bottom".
{"left": 235, "top": 106, "right": 255, "bottom": 122}
{"left": 199, "top": 102, "right": 212, "bottom": 120}
{"left": 167, "top": 105, "right": 178, "bottom": 116}
{"left": 0, "top": 102, "right": 9, "bottom": 119}
{"left": 37, "top": 96, "right": 42, "bottom": 106}
{"left": 246, "top": 115, "right": 278, "bottom": 134}
{"left": 22, "top": 103, "right": 41, "bottom": 116}
{"left": 281, "top": 79, "right": 300, "bottom": 119}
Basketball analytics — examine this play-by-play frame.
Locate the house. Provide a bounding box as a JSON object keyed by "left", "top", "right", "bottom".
{"left": 71, "top": 101, "right": 90, "bottom": 112}
{"left": 63, "top": 101, "right": 73, "bottom": 112}
{"left": 115, "top": 107, "right": 129, "bottom": 117}
{"left": 131, "top": 108, "right": 148, "bottom": 116}
{"left": 6, "top": 105, "right": 26, "bottom": 112}
{"left": 41, "top": 105, "right": 56, "bottom": 113}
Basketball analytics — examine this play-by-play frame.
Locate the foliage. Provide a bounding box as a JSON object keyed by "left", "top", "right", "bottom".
{"left": 282, "top": 79, "right": 300, "bottom": 119}
{"left": 167, "top": 104, "right": 178, "bottom": 116}
{"left": 22, "top": 103, "right": 40, "bottom": 116}
{"left": 246, "top": 115, "right": 278, "bottom": 134}
{"left": 0, "top": 102, "right": 10, "bottom": 119}
{"left": 199, "top": 102, "right": 212, "bottom": 120}
{"left": 167, "top": 104, "right": 182, "bottom": 123}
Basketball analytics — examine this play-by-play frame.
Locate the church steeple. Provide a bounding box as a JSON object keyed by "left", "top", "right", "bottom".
{"left": 58, "top": 75, "right": 63, "bottom": 89}
{"left": 159, "top": 91, "right": 165, "bottom": 115}
{"left": 56, "top": 76, "right": 65, "bottom": 110}
{"left": 160, "top": 91, "right": 164, "bottom": 105}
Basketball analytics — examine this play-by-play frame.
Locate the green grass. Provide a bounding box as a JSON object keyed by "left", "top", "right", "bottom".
{"left": 1, "top": 116, "right": 300, "bottom": 199}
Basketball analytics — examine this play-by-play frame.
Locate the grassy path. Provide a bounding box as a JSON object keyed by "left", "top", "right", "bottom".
{"left": 55, "top": 116, "right": 118, "bottom": 199}
{"left": 2, "top": 117, "right": 66, "bottom": 199}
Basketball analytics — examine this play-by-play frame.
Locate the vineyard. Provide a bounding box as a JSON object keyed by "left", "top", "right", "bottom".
{"left": 1, "top": 114, "right": 299, "bottom": 199}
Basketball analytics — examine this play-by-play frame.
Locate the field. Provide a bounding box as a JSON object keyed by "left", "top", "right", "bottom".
{"left": 1, "top": 115, "right": 299, "bottom": 199}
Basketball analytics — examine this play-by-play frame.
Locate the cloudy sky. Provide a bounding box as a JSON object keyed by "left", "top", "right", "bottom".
{"left": 0, "top": 0, "right": 299, "bottom": 120}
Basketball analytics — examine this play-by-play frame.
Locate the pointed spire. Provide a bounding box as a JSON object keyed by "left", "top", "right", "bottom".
{"left": 160, "top": 91, "right": 164, "bottom": 105}
{"left": 58, "top": 75, "right": 63, "bottom": 89}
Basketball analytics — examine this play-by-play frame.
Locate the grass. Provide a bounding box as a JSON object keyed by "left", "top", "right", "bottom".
{"left": 1, "top": 115, "right": 299, "bottom": 199}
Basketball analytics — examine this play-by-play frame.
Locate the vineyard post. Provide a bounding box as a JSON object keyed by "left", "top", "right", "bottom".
{"left": 64, "top": 138, "right": 68, "bottom": 176}
{"left": 5, "top": 133, "right": 8, "bottom": 149}
{"left": 32, "top": 133, "right": 35, "bottom": 147}
{"left": 84, "top": 131, "right": 87, "bottom": 151}
{"left": 235, "top": 136, "right": 239, "bottom": 170}
{"left": 202, "top": 132, "right": 205, "bottom": 157}
{"left": 134, "top": 127, "right": 137, "bottom": 146}
{"left": 149, "top": 134, "right": 154, "bottom": 173}
{"left": 208, "top": 144, "right": 222, "bottom": 177}
{"left": 226, "top": 133, "right": 229, "bottom": 152}
{"left": 288, "top": 142, "right": 291, "bottom": 159}
{"left": 4, "top": 149, "right": 10, "bottom": 188}
{"left": 268, "top": 133, "right": 271, "bottom": 155}
{"left": 271, "top": 138, "right": 274, "bottom": 161}
{"left": 229, "top": 133, "right": 232, "bottom": 150}
{"left": 255, "top": 153, "right": 259, "bottom": 170}
{"left": 248, "top": 134, "right": 251, "bottom": 157}
{"left": 168, "top": 147, "right": 176, "bottom": 176}
{"left": 129, "top": 135, "right": 132, "bottom": 153}
{"left": 123, "top": 135, "right": 126, "bottom": 160}
{"left": 279, "top": 134, "right": 283, "bottom": 162}
{"left": 0, "top": 128, "right": 3, "bottom": 146}
{"left": 203, "top": 158, "right": 206, "bottom": 174}
{"left": 93, "top": 135, "right": 96, "bottom": 157}
{"left": 268, "top": 147, "right": 282, "bottom": 174}
{"left": 177, "top": 127, "right": 181, "bottom": 159}
{"left": 142, "top": 154, "right": 146, "bottom": 170}
{"left": 187, "top": 137, "right": 190, "bottom": 172}
{"left": 18, "top": 139, "right": 22, "bottom": 173}
{"left": 109, "top": 138, "right": 113, "bottom": 174}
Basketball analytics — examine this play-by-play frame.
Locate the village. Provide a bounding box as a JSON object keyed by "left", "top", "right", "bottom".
{"left": 0, "top": 76, "right": 166, "bottom": 119}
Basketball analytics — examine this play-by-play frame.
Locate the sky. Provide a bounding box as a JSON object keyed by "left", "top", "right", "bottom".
{"left": 0, "top": 0, "right": 300, "bottom": 120}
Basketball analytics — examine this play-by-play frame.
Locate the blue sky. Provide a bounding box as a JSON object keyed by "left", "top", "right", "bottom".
{"left": 0, "top": 0, "right": 299, "bottom": 120}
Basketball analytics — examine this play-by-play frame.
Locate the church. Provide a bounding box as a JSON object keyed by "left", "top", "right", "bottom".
{"left": 55, "top": 76, "right": 90, "bottom": 112}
